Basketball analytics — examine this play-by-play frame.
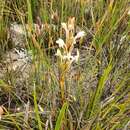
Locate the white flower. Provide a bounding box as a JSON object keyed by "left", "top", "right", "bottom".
{"left": 63, "top": 52, "right": 72, "bottom": 61}
{"left": 68, "top": 24, "right": 73, "bottom": 30}
{"left": 56, "top": 38, "right": 65, "bottom": 48}
{"left": 55, "top": 49, "right": 62, "bottom": 58}
{"left": 61, "top": 23, "right": 67, "bottom": 32}
{"left": 61, "top": 22, "right": 69, "bottom": 38}
{"left": 75, "top": 31, "right": 85, "bottom": 40}
{"left": 62, "top": 50, "right": 79, "bottom": 63}
{"left": 74, "top": 49, "right": 79, "bottom": 62}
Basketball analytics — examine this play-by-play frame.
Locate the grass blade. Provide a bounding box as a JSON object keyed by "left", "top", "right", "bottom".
{"left": 88, "top": 62, "right": 113, "bottom": 118}
{"left": 54, "top": 102, "right": 68, "bottom": 130}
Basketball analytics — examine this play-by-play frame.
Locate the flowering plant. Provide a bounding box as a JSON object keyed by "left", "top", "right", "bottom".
{"left": 55, "top": 17, "right": 85, "bottom": 103}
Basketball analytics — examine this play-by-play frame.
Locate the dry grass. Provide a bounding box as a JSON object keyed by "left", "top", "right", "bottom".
{"left": 0, "top": 0, "right": 130, "bottom": 129}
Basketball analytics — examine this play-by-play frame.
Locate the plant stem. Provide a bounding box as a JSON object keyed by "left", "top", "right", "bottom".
{"left": 59, "top": 73, "right": 65, "bottom": 104}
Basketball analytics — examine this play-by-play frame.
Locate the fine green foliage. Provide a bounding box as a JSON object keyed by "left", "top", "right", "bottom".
{"left": 0, "top": 0, "right": 130, "bottom": 130}
{"left": 86, "top": 62, "right": 113, "bottom": 119}
{"left": 27, "top": 0, "right": 33, "bottom": 25}
{"left": 33, "top": 82, "right": 42, "bottom": 130}
{"left": 54, "top": 102, "right": 68, "bottom": 130}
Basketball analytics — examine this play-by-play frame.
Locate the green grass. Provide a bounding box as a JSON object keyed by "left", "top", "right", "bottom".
{"left": 0, "top": 0, "right": 130, "bottom": 129}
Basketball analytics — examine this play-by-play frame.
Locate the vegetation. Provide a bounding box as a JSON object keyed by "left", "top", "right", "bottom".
{"left": 0, "top": 0, "right": 130, "bottom": 129}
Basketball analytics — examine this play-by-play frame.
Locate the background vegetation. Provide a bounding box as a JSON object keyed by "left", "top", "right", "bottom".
{"left": 0, "top": 0, "right": 130, "bottom": 129}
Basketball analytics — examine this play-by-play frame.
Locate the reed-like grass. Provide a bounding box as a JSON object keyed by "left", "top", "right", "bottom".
{"left": 0, "top": 0, "right": 130, "bottom": 129}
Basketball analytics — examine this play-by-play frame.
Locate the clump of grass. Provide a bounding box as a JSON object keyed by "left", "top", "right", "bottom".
{"left": 0, "top": 0, "right": 130, "bottom": 130}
